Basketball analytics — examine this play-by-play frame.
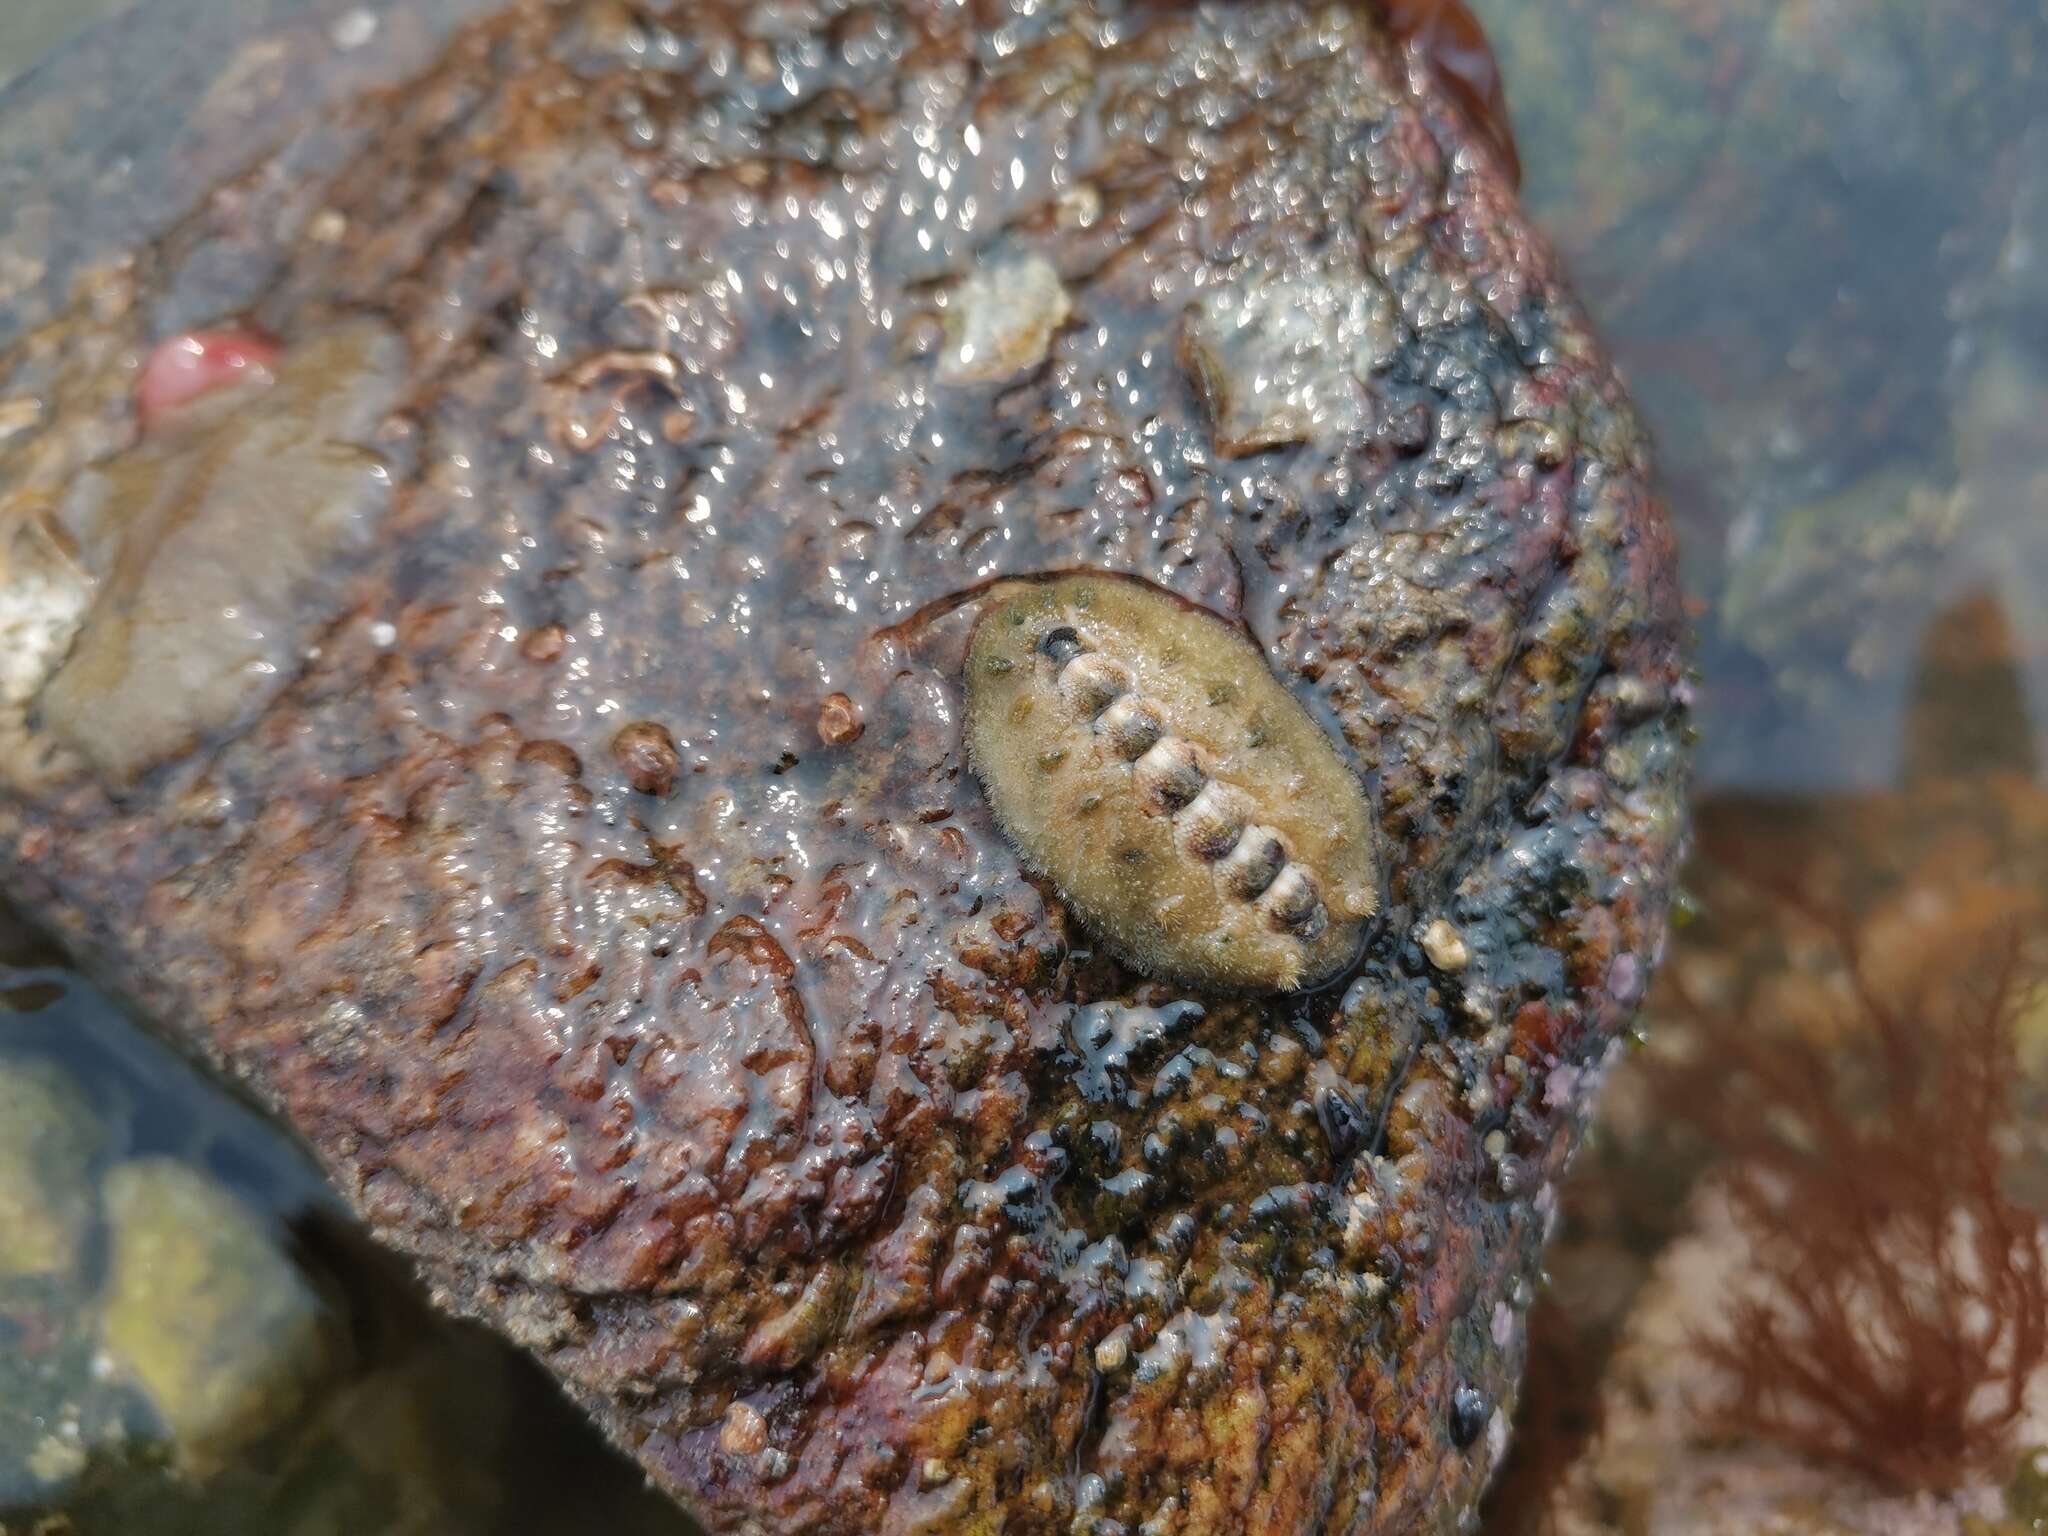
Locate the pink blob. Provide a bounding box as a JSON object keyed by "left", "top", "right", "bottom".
{"left": 136, "top": 328, "right": 282, "bottom": 430}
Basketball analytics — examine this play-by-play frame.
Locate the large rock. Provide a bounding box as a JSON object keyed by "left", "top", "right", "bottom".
{"left": 0, "top": 0, "right": 1687, "bottom": 1529}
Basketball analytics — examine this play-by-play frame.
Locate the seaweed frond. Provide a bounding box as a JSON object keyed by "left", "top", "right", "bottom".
{"left": 1676, "top": 909, "right": 2047, "bottom": 1492}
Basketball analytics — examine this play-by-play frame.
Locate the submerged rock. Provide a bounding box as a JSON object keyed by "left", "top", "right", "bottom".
{"left": 1718, "top": 464, "right": 1961, "bottom": 694}
{"left": 0, "top": 950, "right": 695, "bottom": 1534}
{"left": 0, "top": 0, "right": 1686, "bottom": 1530}
{"left": 99, "top": 1159, "right": 334, "bottom": 1478}
{"left": 0, "top": 1057, "right": 100, "bottom": 1284}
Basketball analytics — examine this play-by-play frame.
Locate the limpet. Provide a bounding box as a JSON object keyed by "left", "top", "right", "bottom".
{"left": 33, "top": 320, "right": 404, "bottom": 786}
{"left": 964, "top": 573, "right": 1379, "bottom": 991}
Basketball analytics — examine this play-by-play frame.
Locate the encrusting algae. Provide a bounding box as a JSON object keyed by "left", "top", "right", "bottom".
{"left": 965, "top": 574, "right": 1380, "bottom": 992}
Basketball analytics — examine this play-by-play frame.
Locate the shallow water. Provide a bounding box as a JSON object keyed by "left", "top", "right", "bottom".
{"left": 1, "top": 0, "right": 2044, "bottom": 1529}
{"left": 1474, "top": 0, "right": 2048, "bottom": 792}
{"left": 0, "top": 0, "right": 127, "bottom": 92}
{"left": 1466, "top": 0, "right": 2048, "bottom": 1522}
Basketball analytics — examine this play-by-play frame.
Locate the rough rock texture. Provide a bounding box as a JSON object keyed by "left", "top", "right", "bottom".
{"left": 0, "top": 1, "right": 1687, "bottom": 1531}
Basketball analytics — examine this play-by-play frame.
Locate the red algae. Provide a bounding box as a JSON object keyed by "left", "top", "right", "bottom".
{"left": 135, "top": 329, "right": 281, "bottom": 431}
{"left": 1668, "top": 898, "right": 2048, "bottom": 1493}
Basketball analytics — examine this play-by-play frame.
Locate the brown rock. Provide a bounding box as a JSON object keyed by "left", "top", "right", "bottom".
{"left": 0, "top": 1, "right": 1687, "bottom": 1531}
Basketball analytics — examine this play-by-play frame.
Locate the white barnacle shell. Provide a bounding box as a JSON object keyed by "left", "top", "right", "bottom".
{"left": 963, "top": 573, "right": 1380, "bottom": 992}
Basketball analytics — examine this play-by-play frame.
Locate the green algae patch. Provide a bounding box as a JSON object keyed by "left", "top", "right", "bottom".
{"left": 965, "top": 574, "right": 1379, "bottom": 992}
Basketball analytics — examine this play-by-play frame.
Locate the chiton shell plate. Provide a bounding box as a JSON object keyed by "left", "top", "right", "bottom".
{"left": 966, "top": 573, "right": 1380, "bottom": 992}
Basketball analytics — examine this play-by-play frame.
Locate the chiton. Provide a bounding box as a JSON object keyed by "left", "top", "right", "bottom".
{"left": 965, "top": 574, "right": 1380, "bottom": 992}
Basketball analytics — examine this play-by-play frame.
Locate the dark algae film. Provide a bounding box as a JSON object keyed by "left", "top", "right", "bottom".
{"left": 0, "top": 0, "right": 1685, "bottom": 1532}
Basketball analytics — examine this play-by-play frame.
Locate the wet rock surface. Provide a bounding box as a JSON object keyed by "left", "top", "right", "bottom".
{"left": 0, "top": 1, "right": 1686, "bottom": 1531}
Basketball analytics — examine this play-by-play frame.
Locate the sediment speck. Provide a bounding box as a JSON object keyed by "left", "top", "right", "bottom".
{"left": 611, "top": 720, "right": 681, "bottom": 797}
{"left": 817, "top": 692, "right": 863, "bottom": 746}
{"left": 1421, "top": 918, "right": 1471, "bottom": 972}
{"left": 719, "top": 1400, "right": 769, "bottom": 1458}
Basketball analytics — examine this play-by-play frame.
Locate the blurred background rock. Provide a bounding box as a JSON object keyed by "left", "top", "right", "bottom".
{"left": 0, "top": 1, "right": 129, "bottom": 92}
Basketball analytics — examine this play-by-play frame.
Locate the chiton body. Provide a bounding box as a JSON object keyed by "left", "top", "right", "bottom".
{"left": 966, "top": 574, "right": 1379, "bottom": 992}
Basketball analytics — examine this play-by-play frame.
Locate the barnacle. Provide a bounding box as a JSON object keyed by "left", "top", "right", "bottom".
{"left": 964, "top": 573, "right": 1379, "bottom": 991}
